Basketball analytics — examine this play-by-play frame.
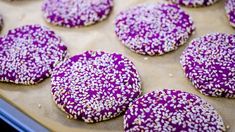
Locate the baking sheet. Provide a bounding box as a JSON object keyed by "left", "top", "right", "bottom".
{"left": 0, "top": 0, "right": 234, "bottom": 131}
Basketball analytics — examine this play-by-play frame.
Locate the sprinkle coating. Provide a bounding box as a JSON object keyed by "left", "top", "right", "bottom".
{"left": 168, "top": 0, "right": 219, "bottom": 7}
{"left": 115, "top": 4, "right": 195, "bottom": 56}
{"left": 225, "top": 0, "right": 235, "bottom": 27}
{"left": 42, "top": 0, "right": 113, "bottom": 27}
{"left": 124, "top": 89, "right": 226, "bottom": 132}
{"left": 51, "top": 51, "right": 142, "bottom": 123}
{"left": 0, "top": 24, "right": 68, "bottom": 85}
{"left": 180, "top": 33, "right": 235, "bottom": 98}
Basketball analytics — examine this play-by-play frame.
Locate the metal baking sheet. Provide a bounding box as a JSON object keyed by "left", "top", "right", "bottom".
{"left": 0, "top": 0, "right": 234, "bottom": 131}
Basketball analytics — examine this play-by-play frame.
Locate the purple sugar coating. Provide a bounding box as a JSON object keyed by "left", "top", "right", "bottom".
{"left": 180, "top": 33, "right": 235, "bottom": 98}
{"left": 0, "top": 24, "right": 68, "bottom": 85}
{"left": 51, "top": 51, "right": 142, "bottom": 123}
{"left": 167, "top": 0, "right": 219, "bottom": 7}
{"left": 124, "top": 89, "right": 226, "bottom": 131}
{"left": 42, "top": 0, "right": 113, "bottom": 28}
{"left": 115, "top": 4, "right": 195, "bottom": 56}
{"left": 225, "top": 0, "right": 235, "bottom": 27}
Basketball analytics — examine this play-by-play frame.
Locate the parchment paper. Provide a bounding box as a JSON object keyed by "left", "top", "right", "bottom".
{"left": 0, "top": 0, "right": 234, "bottom": 131}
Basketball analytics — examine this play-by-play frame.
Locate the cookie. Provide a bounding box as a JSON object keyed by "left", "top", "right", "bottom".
{"left": 225, "top": 0, "right": 235, "bottom": 27}
{"left": 124, "top": 89, "right": 226, "bottom": 131}
{"left": 115, "top": 4, "right": 195, "bottom": 56}
{"left": 168, "top": 0, "right": 219, "bottom": 7}
{"left": 180, "top": 33, "right": 235, "bottom": 98}
{"left": 0, "top": 24, "right": 68, "bottom": 85}
{"left": 42, "top": 0, "right": 113, "bottom": 27}
{"left": 51, "top": 51, "right": 141, "bottom": 123}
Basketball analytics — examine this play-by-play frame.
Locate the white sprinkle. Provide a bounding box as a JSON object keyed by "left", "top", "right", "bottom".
{"left": 38, "top": 104, "right": 42, "bottom": 109}
{"left": 144, "top": 57, "right": 148, "bottom": 60}
{"left": 169, "top": 73, "right": 174, "bottom": 77}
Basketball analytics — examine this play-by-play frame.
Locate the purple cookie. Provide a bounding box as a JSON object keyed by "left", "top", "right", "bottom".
{"left": 0, "top": 24, "right": 68, "bottom": 85}
{"left": 51, "top": 51, "right": 142, "bottom": 123}
{"left": 115, "top": 4, "right": 195, "bottom": 56}
{"left": 42, "top": 0, "right": 113, "bottom": 27}
{"left": 180, "top": 33, "right": 235, "bottom": 98}
{"left": 225, "top": 0, "right": 235, "bottom": 27}
{"left": 124, "top": 89, "right": 226, "bottom": 131}
{"left": 168, "top": 0, "right": 219, "bottom": 7}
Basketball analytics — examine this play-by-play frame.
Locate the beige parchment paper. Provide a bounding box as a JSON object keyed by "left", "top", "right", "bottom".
{"left": 0, "top": 0, "right": 234, "bottom": 131}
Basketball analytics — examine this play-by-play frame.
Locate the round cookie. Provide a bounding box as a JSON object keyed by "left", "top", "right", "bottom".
{"left": 168, "top": 0, "right": 219, "bottom": 7}
{"left": 0, "top": 15, "right": 3, "bottom": 32}
{"left": 115, "top": 4, "right": 195, "bottom": 56}
{"left": 180, "top": 33, "right": 235, "bottom": 98}
{"left": 0, "top": 24, "right": 68, "bottom": 85}
{"left": 225, "top": 0, "right": 235, "bottom": 27}
{"left": 124, "top": 89, "right": 226, "bottom": 132}
{"left": 42, "top": 0, "right": 113, "bottom": 27}
{"left": 51, "top": 51, "right": 142, "bottom": 123}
